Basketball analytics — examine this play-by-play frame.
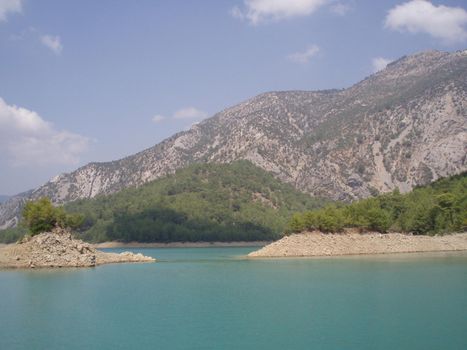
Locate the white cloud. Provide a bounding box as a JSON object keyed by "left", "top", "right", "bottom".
{"left": 372, "top": 57, "right": 393, "bottom": 72}
{"left": 40, "top": 35, "right": 63, "bottom": 54}
{"left": 152, "top": 107, "right": 208, "bottom": 123}
{"left": 232, "top": 0, "right": 328, "bottom": 25}
{"left": 152, "top": 115, "right": 166, "bottom": 123}
{"left": 173, "top": 107, "right": 208, "bottom": 120}
{"left": 0, "top": 0, "right": 21, "bottom": 22}
{"left": 10, "top": 29, "right": 65, "bottom": 56}
{"left": 330, "top": 2, "right": 352, "bottom": 16}
{"left": 0, "top": 98, "right": 89, "bottom": 166}
{"left": 385, "top": 0, "right": 467, "bottom": 43}
{"left": 287, "top": 45, "right": 320, "bottom": 64}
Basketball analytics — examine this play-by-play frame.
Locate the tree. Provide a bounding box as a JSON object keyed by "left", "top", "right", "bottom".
{"left": 366, "top": 208, "right": 391, "bottom": 232}
{"left": 22, "top": 198, "right": 83, "bottom": 235}
{"left": 287, "top": 172, "right": 466, "bottom": 235}
{"left": 288, "top": 213, "right": 305, "bottom": 233}
{"left": 315, "top": 206, "right": 345, "bottom": 232}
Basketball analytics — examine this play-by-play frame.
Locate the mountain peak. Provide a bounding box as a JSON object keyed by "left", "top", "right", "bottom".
{"left": 1, "top": 49, "right": 465, "bottom": 229}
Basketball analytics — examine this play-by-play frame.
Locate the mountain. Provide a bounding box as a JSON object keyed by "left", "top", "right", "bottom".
{"left": 0, "top": 161, "right": 325, "bottom": 243}
{"left": 0, "top": 196, "right": 9, "bottom": 204}
{"left": 1, "top": 49, "right": 466, "bottom": 229}
{"left": 62, "top": 161, "right": 326, "bottom": 242}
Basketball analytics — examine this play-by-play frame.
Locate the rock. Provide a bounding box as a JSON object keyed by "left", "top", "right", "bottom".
{"left": 248, "top": 230, "right": 467, "bottom": 258}
{"left": 347, "top": 175, "right": 363, "bottom": 188}
{"left": 0, "top": 228, "right": 156, "bottom": 269}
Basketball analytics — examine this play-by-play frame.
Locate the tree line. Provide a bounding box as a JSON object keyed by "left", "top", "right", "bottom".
{"left": 1, "top": 167, "right": 464, "bottom": 244}
{"left": 288, "top": 172, "right": 466, "bottom": 235}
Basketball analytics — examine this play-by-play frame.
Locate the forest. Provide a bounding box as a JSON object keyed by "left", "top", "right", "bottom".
{"left": 1, "top": 167, "right": 464, "bottom": 244}
{"left": 63, "top": 161, "right": 325, "bottom": 242}
{"left": 288, "top": 172, "right": 466, "bottom": 235}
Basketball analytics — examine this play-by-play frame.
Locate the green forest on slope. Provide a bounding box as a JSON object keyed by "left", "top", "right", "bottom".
{"left": 2, "top": 165, "right": 464, "bottom": 244}
{"left": 288, "top": 172, "right": 467, "bottom": 235}
{"left": 59, "top": 161, "right": 326, "bottom": 242}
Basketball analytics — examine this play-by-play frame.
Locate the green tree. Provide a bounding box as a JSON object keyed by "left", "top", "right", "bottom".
{"left": 288, "top": 213, "right": 306, "bottom": 233}
{"left": 366, "top": 207, "right": 391, "bottom": 232}
{"left": 287, "top": 172, "right": 466, "bottom": 235}
{"left": 315, "top": 206, "right": 345, "bottom": 232}
{"left": 22, "top": 198, "right": 83, "bottom": 235}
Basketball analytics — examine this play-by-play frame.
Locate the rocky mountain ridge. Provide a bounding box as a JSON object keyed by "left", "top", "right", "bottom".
{"left": 1, "top": 49, "right": 466, "bottom": 229}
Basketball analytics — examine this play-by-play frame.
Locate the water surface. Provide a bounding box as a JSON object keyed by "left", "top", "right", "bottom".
{"left": 1, "top": 247, "right": 466, "bottom": 349}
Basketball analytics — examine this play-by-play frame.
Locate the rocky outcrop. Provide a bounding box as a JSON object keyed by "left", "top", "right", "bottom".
{"left": 1, "top": 49, "right": 466, "bottom": 228}
{"left": 0, "top": 228, "right": 155, "bottom": 268}
{"left": 248, "top": 231, "right": 467, "bottom": 258}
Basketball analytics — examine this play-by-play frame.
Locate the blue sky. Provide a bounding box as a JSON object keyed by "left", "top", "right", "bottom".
{"left": 0, "top": 0, "right": 466, "bottom": 194}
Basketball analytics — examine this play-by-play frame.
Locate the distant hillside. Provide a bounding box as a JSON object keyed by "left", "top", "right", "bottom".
{"left": 63, "top": 161, "right": 326, "bottom": 242}
{"left": 0, "top": 196, "right": 9, "bottom": 204}
{"left": 289, "top": 172, "right": 467, "bottom": 235}
{"left": 1, "top": 49, "right": 466, "bottom": 229}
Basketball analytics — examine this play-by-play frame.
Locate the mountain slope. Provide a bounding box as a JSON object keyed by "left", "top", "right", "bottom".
{"left": 63, "top": 161, "right": 325, "bottom": 242}
{"left": 1, "top": 49, "right": 466, "bottom": 229}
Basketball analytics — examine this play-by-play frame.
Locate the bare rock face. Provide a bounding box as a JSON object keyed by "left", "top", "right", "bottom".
{"left": 1, "top": 49, "right": 466, "bottom": 228}
{"left": 0, "top": 228, "right": 155, "bottom": 268}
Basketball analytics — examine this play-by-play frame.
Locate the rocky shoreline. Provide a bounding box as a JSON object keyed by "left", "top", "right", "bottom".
{"left": 248, "top": 231, "right": 467, "bottom": 258}
{"left": 0, "top": 228, "right": 155, "bottom": 268}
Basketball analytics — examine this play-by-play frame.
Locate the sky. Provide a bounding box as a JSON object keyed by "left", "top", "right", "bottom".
{"left": 0, "top": 0, "right": 466, "bottom": 195}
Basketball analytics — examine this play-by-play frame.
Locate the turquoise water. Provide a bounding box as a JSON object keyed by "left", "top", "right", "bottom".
{"left": 1, "top": 247, "right": 467, "bottom": 350}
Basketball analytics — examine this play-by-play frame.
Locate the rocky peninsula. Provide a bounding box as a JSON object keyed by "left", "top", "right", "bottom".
{"left": 0, "top": 228, "right": 155, "bottom": 268}
{"left": 248, "top": 230, "right": 467, "bottom": 258}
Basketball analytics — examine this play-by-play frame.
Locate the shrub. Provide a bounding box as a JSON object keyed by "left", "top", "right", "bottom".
{"left": 315, "top": 207, "right": 345, "bottom": 232}
{"left": 365, "top": 208, "right": 391, "bottom": 232}
{"left": 22, "top": 197, "right": 83, "bottom": 235}
{"left": 289, "top": 213, "right": 306, "bottom": 233}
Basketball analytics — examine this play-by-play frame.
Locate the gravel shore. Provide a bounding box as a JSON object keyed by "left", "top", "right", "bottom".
{"left": 248, "top": 231, "right": 467, "bottom": 258}
{"left": 0, "top": 228, "right": 155, "bottom": 268}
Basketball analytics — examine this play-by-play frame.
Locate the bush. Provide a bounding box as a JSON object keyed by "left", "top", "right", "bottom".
{"left": 22, "top": 197, "right": 83, "bottom": 235}
{"left": 0, "top": 227, "right": 27, "bottom": 243}
{"left": 288, "top": 213, "right": 306, "bottom": 233}
{"left": 315, "top": 206, "right": 345, "bottom": 232}
{"left": 365, "top": 207, "right": 391, "bottom": 232}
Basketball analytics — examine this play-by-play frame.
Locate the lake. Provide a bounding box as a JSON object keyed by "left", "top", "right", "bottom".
{"left": 1, "top": 247, "right": 467, "bottom": 350}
